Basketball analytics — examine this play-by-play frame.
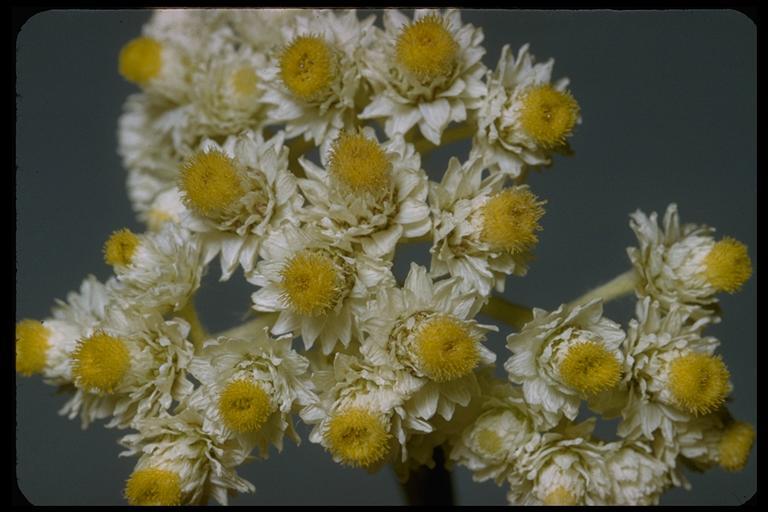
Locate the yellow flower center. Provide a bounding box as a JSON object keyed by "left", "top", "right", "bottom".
{"left": 118, "top": 37, "right": 163, "bottom": 86}
{"left": 476, "top": 428, "right": 503, "bottom": 455}
{"left": 519, "top": 85, "right": 580, "bottom": 148}
{"left": 558, "top": 341, "right": 621, "bottom": 395}
{"left": 325, "top": 408, "right": 391, "bottom": 468}
{"left": 668, "top": 353, "right": 730, "bottom": 415}
{"left": 15, "top": 319, "right": 50, "bottom": 376}
{"left": 231, "top": 66, "right": 259, "bottom": 97}
{"left": 703, "top": 237, "right": 752, "bottom": 293}
{"left": 480, "top": 188, "right": 545, "bottom": 254}
{"left": 396, "top": 15, "right": 458, "bottom": 82}
{"left": 416, "top": 315, "right": 479, "bottom": 382}
{"left": 124, "top": 468, "right": 182, "bottom": 506}
{"left": 328, "top": 132, "right": 392, "bottom": 196}
{"left": 279, "top": 36, "right": 336, "bottom": 102}
{"left": 103, "top": 228, "right": 140, "bottom": 267}
{"left": 280, "top": 250, "right": 342, "bottom": 316}
{"left": 718, "top": 421, "right": 755, "bottom": 472}
{"left": 72, "top": 332, "right": 131, "bottom": 393}
{"left": 542, "top": 486, "right": 579, "bottom": 506}
{"left": 218, "top": 379, "right": 274, "bottom": 433}
{"left": 180, "top": 150, "right": 245, "bottom": 218}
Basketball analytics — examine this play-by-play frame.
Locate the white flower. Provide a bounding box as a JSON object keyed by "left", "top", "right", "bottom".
{"left": 297, "top": 127, "right": 431, "bottom": 259}
{"left": 186, "top": 330, "right": 316, "bottom": 458}
{"left": 118, "top": 93, "right": 191, "bottom": 218}
{"left": 177, "top": 130, "right": 302, "bottom": 280}
{"left": 360, "top": 264, "right": 497, "bottom": 426}
{"left": 474, "top": 44, "right": 581, "bottom": 177}
{"left": 628, "top": 203, "right": 752, "bottom": 313}
{"left": 61, "top": 309, "right": 195, "bottom": 430}
{"left": 120, "top": 407, "right": 254, "bottom": 506}
{"left": 428, "top": 155, "right": 545, "bottom": 295}
{"left": 606, "top": 441, "right": 670, "bottom": 505}
{"left": 360, "top": 9, "right": 487, "bottom": 145}
{"left": 449, "top": 375, "right": 558, "bottom": 485}
{"left": 302, "top": 353, "right": 423, "bottom": 470}
{"left": 259, "top": 9, "right": 376, "bottom": 144}
{"left": 248, "top": 223, "right": 395, "bottom": 355}
{"left": 508, "top": 419, "right": 614, "bottom": 505}
{"left": 504, "top": 299, "right": 626, "bottom": 421}
{"left": 615, "top": 298, "right": 729, "bottom": 442}
{"left": 107, "top": 223, "right": 204, "bottom": 314}
{"left": 184, "top": 44, "right": 269, "bottom": 147}
{"left": 227, "top": 9, "right": 303, "bottom": 51}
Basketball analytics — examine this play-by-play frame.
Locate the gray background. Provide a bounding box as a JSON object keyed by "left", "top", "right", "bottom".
{"left": 16, "top": 9, "right": 756, "bottom": 505}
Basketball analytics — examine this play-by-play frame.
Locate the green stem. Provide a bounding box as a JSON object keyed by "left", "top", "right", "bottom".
{"left": 480, "top": 296, "right": 533, "bottom": 330}
{"left": 216, "top": 313, "right": 280, "bottom": 339}
{"left": 413, "top": 122, "right": 476, "bottom": 154}
{"left": 177, "top": 299, "right": 208, "bottom": 352}
{"left": 567, "top": 269, "right": 638, "bottom": 309}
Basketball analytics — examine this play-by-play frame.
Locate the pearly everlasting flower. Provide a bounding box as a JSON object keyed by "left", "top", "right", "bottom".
{"left": 302, "top": 353, "right": 423, "bottom": 470}
{"left": 61, "top": 309, "right": 195, "bottom": 429}
{"left": 297, "top": 127, "right": 431, "bottom": 259}
{"left": 184, "top": 45, "right": 269, "bottom": 147}
{"left": 259, "top": 10, "right": 376, "bottom": 144}
{"left": 449, "top": 375, "right": 559, "bottom": 485}
{"left": 227, "top": 9, "right": 303, "bottom": 51}
{"left": 505, "top": 299, "right": 626, "bottom": 421}
{"left": 176, "top": 130, "right": 302, "bottom": 280}
{"left": 605, "top": 440, "right": 670, "bottom": 505}
{"left": 187, "top": 330, "right": 316, "bottom": 458}
{"left": 507, "top": 419, "right": 614, "bottom": 505}
{"left": 120, "top": 407, "right": 254, "bottom": 506}
{"left": 360, "top": 264, "right": 497, "bottom": 426}
{"left": 429, "top": 155, "right": 545, "bottom": 295}
{"left": 628, "top": 203, "right": 753, "bottom": 314}
{"left": 614, "top": 298, "right": 730, "bottom": 441}
{"left": 248, "top": 223, "right": 395, "bottom": 354}
{"left": 360, "top": 9, "right": 487, "bottom": 145}
{"left": 15, "top": 275, "right": 113, "bottom": 385}
{"left": 475, "top": 44, "right": 581, "bottom": 176}
{"left": 104, "top": 223, "right": 204, "bottom": 314}
{"left": 119, "top": 93, "right": 192, "bottom": 218}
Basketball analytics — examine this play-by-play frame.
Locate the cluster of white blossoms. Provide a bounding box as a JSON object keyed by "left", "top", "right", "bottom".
{"left": 16, "top": 9, "right": 754, "bottom": 506}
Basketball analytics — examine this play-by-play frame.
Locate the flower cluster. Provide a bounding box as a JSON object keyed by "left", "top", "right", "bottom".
{"left": 16, "top": 9, "right": 754, "bottom": 506}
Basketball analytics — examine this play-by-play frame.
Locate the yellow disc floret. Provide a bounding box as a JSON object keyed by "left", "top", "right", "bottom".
{"left": 180, "top": 150, "right": 245, "bottom": 218}
{"left": 15, "top": 319, "right": 50, "bottom": 376}
{"left": 416, "top": 315, "right": 479, "bottom": 382}
{"left": 558, "top": 341, "right": 621, "bottom": 395}
{"left": 476, "top": 428, "right": 503, "bottom": 455}
{"left": 718, "top": 421, "right": 755, "bottom": 472}
{"left": 396, "top": 14, "right": 458, "bottom": 82}
{"left": 519, "top": 84, "right": 580, "bottom": 148}
{"left": 125, "top": 468, "right": 182, "bottom": 506}
{"left": 72, "top": 332, "right": 131, "bottom": 393}
{"left": 480, "top": 188, "right": 545, "bottom": 254}
{"left": 325, "top": 408, "right": 391, "bottom": 468}
{"left": 542, "top": 486, "right": 579, "bottom": 506}
{"left": 668, "top": 353, "right": 730, "bottom": 415}
{"left": 218, "top": 379, "right": 274, "bottom": 433}
{"left": 703, "top": 237, "right": 752, "bottom": 293}
{"left": 231, "top": 66, "right": 259, "bottom": 97}
{"left": 118, "top": 37, "right": 163, "bottom": 86}
{"left": 280, "top": 250, "right": 342, "bottom": 316}
{"left": 104, "top": 228, "right": 140, "bottom": 267}
{"left": 280, "top": 36, "right": 336, "bottom": 102}
{"left": 328, "top": 132, "right": 391, "bottom": 195}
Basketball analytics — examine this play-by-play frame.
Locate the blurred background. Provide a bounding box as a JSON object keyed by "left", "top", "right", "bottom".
{"left": 16, "top": 9, "right": 756, "bottom": 505}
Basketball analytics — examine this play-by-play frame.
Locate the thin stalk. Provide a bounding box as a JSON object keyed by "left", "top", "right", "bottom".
{"left": 399, "top": 446, "right": 454, "bottom": 506}
{"left": 567, "top": 269, "right": 638, "bottom": 309}
{"left": 480, "top": 296, "right": 533, "bottom": 330}
{"left": 413, "top": 123, "right": 476, "bottom": 154}
{"left": 177, "top": 299, "right": 208, "bottom": 352}
{"left": 216, "top": 313, "right": 280, "bottom": 339}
